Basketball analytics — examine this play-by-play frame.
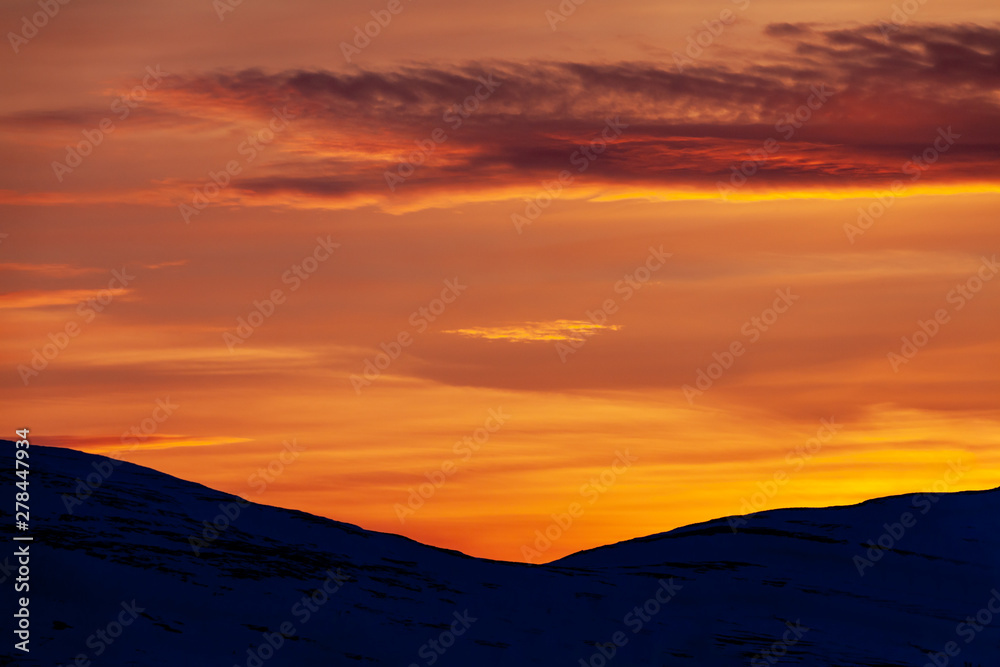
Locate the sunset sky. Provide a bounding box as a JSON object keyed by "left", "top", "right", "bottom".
{"left": 3, "top": 0, "right": 999, "bottom": 562}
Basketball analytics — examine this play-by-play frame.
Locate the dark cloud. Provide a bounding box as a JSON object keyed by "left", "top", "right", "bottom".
{"left": 154, "top": 24, "right": 998, "bottom": 204}
{"left": 8, "top": 23, "right": 997, "bottom": 205}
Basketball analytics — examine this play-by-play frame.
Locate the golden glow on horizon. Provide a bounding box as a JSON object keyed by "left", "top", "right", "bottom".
{"left": 3, "top": 182, "right": 999, "bottom": 215}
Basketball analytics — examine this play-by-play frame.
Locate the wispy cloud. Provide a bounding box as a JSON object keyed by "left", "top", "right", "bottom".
{"left": 0, "top": 288, "right": 133, "bottom": 309}
{"left": 0, "top": 263, "right": 105, "bottom": 277}
{"left": 445, "top": 320, "right": 622, "bottom": 342}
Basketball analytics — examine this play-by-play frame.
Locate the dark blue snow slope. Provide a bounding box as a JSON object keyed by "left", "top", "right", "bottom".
{"left": 1, "top": 441, "right": 997, "bottom": 666}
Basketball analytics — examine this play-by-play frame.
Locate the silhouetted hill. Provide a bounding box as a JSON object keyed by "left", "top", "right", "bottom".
{"left": 2, "top": 441, "right": 997, "bottom": 666}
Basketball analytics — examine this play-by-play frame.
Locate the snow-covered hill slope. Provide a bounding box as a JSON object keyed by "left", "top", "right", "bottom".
{"left": 1, "top": 441, "right": 997, "bottom": 666}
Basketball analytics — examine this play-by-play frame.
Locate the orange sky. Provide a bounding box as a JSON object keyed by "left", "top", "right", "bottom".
{"left": 2, "top": 0, "right": 999, "bottom": 562}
